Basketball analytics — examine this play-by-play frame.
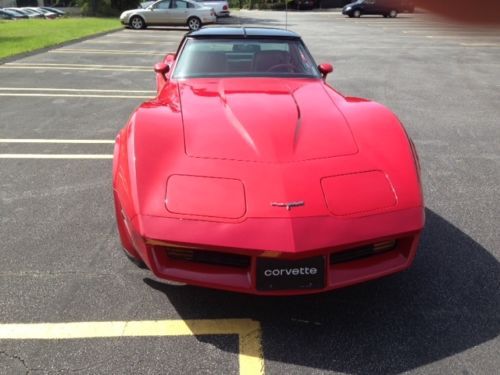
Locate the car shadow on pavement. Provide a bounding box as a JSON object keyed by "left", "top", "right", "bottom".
{"left": 143, "top": 208, "right": 500, "bottom": 374}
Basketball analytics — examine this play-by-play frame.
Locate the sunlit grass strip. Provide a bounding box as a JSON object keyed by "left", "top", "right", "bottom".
{"left": 0, "top": 18, "right": 121, "bottom": 60}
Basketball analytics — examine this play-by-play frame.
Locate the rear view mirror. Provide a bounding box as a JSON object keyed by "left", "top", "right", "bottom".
{"left": 318, "top": 63, "right": 333, "bottom": 80}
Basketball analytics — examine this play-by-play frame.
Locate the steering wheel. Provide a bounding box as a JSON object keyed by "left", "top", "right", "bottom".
{"left": 266, "top": 63, "right": 296, "bottom": 73}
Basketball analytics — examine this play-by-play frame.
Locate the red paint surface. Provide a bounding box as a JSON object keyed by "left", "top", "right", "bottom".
{"left": 113, "top": 39, "right": 425, "bottom": 295}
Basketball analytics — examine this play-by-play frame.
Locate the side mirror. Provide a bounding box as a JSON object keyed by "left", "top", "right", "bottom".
{"left": 318, "top": 63, "right": 333, "bottom": 80}
{"left": 164, "top": 53, "right": 176, "bottom": 64}
{"left": 154, "top": 62, "right": 170, "bottom": 95}
{"left": 154, "top": 62, "right": 170, "bottom": 79}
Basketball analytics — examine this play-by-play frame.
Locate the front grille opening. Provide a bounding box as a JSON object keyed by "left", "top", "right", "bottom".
{"left": 166, "top": 248, "right": 251, "bottom": 269}
{"left": 330, "top": 240, "right": 397, "bottom": 264}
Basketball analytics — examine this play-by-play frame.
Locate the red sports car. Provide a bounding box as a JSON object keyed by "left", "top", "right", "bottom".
{"left": 113, "top": 27, "right": 424, "bottom": 295}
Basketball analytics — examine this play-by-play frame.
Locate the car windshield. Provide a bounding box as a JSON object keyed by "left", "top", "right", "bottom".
{"left": 173, "top": 38, "right": 321, "bottom": 79}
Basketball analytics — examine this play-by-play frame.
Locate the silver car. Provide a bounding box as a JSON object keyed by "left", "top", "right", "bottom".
{"left": 120, "top": 0, "right": 216, "bottom": 31}
{"left": 193, "top": 0, "right": 230, "bottom": 17}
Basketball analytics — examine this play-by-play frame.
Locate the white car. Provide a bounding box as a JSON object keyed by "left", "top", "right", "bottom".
{"left": 120, "top": 0, "right": 216, "bottom": 31}
{"left": 193, "top": 0, "right": 229, "bottom": 17}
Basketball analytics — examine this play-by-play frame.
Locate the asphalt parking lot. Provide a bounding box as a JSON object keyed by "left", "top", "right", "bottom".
{"left": 1, "top": 10, "right": 499, "bottom": 374}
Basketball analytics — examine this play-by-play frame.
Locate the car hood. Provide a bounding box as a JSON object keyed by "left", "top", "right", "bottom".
{"left": 178, "top": 78, "right": 358, "bottom": 163}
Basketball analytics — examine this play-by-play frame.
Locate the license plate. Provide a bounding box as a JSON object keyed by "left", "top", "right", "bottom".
{"left": 256, "top": 256, "right": 325, "bottom": 291}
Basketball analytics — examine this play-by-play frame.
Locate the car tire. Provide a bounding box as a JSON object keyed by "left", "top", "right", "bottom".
{"left": 348, "top": 14, "right": 354, "bottom": 18}
{"left": 122, "top": 247, "right": 148, "bottom": 269}
{"left": 389, "top": 10, "right": 398, "bottom": 18}
{"left": 130, "top": 15, "right": 146, "bottom": 30}
{"left": 187, "top": 16, "right": 201, "bottom": 31}
{"left": 353, "top": 10, "right": 361, "bottom": 18}
{"left": 114, "top": 196, "right": 147, "bottom": 269}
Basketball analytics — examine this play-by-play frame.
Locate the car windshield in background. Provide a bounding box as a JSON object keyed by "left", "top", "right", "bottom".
{"left": 173, "top": 38, "right": 321, "bottom": 79}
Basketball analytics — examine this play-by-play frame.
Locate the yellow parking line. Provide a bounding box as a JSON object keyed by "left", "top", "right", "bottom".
{"left": 0, "top": 88, "right": 154, "bottom": 94}
{"left": 0, "top": 319, "right": 264, "bottom": 375}
{"left": 0, "top": 154, "right": 113, "bottom": 159}
{"left": 0, "top": 139, "right": 114, "bottom": 144}
{"left": 0, "top": 93, "right": 151, "bottom": 99}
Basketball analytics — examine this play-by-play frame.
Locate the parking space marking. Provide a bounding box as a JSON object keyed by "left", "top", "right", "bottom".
{"left": 83, "top": 40, "right": 164, "bottom": 45}
{"left": 0, "top": 139, "right": 114, "bottom": 144}
{"left": 0, "top": 66, "right": 151, "bottom": 72}
{"left": 5, "top": 62, "right": 151, "bottom": 69}
{"left": 0, "top": 88, "right": 154, "bottom": 94}
{"left": 0, "top": 154, "right": 113, "bottom": 159}
{"left": 0, "top": 319, "right": 264, "bottom": 375}
{"left": 50, "top": 48, "right": 165, "bottom": 56}
{"left": 1, "top": 62, "right": 151, "bottom": 72}
{"left": 461, "top": 42, "right": 500, "bottom": 47}
{"left": 0, "top": 93, "right": 151, "bottom": 99}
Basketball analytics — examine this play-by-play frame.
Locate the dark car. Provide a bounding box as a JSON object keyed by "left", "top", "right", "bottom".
{"left": 288, "top": 0, "right": 316, "bottom": 10}
{"left": 342, "top": 0, "right": 410, "bottom": 18}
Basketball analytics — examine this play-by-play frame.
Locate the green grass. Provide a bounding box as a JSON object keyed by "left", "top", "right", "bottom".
{"left": 0, "top": 17, "right": 121, "bottom": 60}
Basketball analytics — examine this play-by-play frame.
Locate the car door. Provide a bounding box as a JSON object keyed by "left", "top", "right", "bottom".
{"left": 169, "top": 0, "right": 193, "bottom": 24}
{"left": 362, "top": 0, "right": 377, "bottom": 14}
{"left": 148, "top": 0, "right": 173, "bottom": 24}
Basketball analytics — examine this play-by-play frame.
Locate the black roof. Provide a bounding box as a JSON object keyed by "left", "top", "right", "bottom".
{"left": 188, "top": 27, "right": 300, "bottom": 39}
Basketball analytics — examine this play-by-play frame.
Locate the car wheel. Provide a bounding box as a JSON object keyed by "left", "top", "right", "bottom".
{"left": 389, "top": 9, "right": 398, "bottom": 18}
{"left": 114, "top": 197, "right": 147, "bottom": 269}
{"left": 187, "top": 16, "right": 201, "bottom": 31}
{"left": 122, "top": 247, "right": 147, "bottom": 269}
{"left": 130, "top": 15, "right": 145, "bottom": 30}
{"left": 353, "top": 10, "right": 361, "bottom": 18}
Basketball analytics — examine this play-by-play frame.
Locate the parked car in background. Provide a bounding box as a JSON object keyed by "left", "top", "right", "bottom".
{"left": 400, "top": 0, "right": 414, "bottom": 12}
{"left": 0, "top": 8, "right": 28, "bottom": 19}
{"left": 139, "top": 1, "right": 155, "bottom": 8}
{"left": 25, "top": 7, "right": 58, "bottom": 19}
{"left": 288, "top": 0, "right": 316, "bottom": 10}
{"left": 16, "top": 8, "right": 44, "bottom": 18}
{"left": 343, "top": 0, "right": 405, "bottom": 18}
{"left": 0, "top": 9, "right": 15, "bottom": 19}
{"left": 40, "top": 7, "right": 66, "bottom": 16}
{"left": 120, "top": 0, "right": 216, "bottom": 31}
{"left": 193, "top": 0, "right": 229, "bottom": 17}
{"left": 5, "top": 8, "right": 33, "bottom": 18}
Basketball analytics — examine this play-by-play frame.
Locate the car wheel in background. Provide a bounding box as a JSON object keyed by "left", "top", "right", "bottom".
{"left": 130, "top": 16, "right": 146, "bottom": 30}
{"left": 389, "top": 10, "right": 398, "bottom": 18}
{"left": 353, "top": 10, "right": 361, "bottom": 18}
{"left": 187, "top": 16, "right": 201, "bottom": 31}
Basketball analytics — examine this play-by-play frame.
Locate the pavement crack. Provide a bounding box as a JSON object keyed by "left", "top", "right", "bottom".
{"left": 0, "top": 350, "right": 31, "bottom": 375}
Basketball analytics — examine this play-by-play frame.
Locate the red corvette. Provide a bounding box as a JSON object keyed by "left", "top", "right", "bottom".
{"left": 113, "top": 27, "right": 424, "bottom": 295}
